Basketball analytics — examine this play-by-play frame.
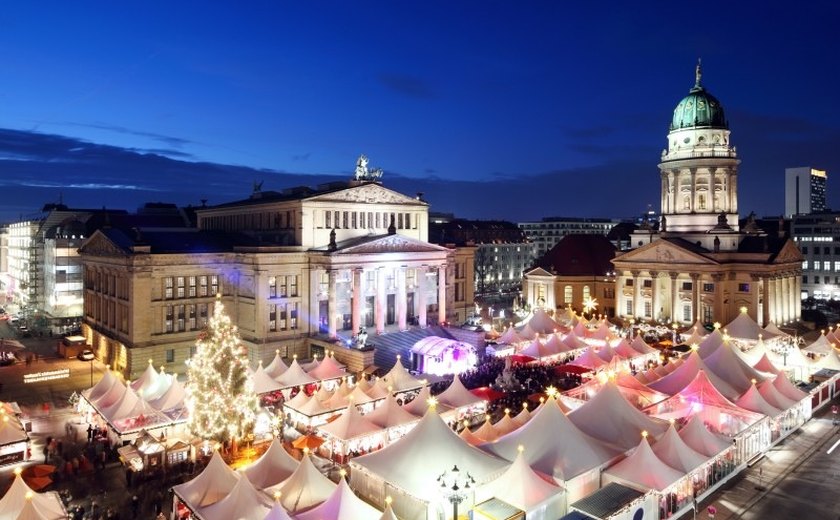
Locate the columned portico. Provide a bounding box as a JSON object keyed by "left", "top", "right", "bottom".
{"left": 669, "top": 272, "right": 679, "bottom": 322}
{"left": 397, "top": 266, "right": 407, "bottom": 330}
{"left": 328, "top": 269, "right": 338, "bottom": 339}
{"left": 762, "top": 276, "right": 771, "bottom": 326}
{"left": 417, "top": 266, "right": 428, "bottom": 328}
{"left": 375, "top": 267, "right": 386, "bottom": 334}
{"left": 438, "top": 265, "right": 447, "bottom": 325}
{"left": 632, "top": 270, "right": 641, "bottom": 318}
{"left": 650, "top": 271, "right": 660, "bottom": 322}
{"left": 352, "top": 268, "right": 363, "bottom": 334}
{"left": 690, "top": 273, "right": 700, "bottom": 321}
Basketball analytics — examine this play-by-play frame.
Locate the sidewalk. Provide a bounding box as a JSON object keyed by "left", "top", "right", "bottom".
{"left": 681, "top": 406, "right": 840, "bottom": 520}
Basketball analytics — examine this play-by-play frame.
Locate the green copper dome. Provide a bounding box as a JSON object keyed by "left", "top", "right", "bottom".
{"left": 670, "top": 62, "right": 728, "bottom": 131}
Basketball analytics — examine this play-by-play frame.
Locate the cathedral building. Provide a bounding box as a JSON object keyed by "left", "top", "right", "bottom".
{"left": 79, "top": 159, "right": 473, "bottom": 378}
{"left": 612, "top": 63, "right": 803, "bottom": 326}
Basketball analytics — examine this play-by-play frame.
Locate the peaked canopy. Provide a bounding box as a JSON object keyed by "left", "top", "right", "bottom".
{"left": 402, "top": 386, "right": 433, "bottom": 417}
{"left": 308, "top": 353, "right": 346, "bottom": 381}
{"left": 756, "top": 380, "right": 797, "bottom": 410}
{"left": 478, "top": 450, "right": 563, "bottom": 514}
{"left": 436, "top": 376, "right": 483, "bottom": 409}
{"left": 0, "top": 414, "right": 28, "bottom": 446}
{"left": 525, "top": 308, "right": 563, "bottom": 335}
{"left": 702, "top": 341, "right": 767, "bottom": 395}
{"left": 493, "top": 411, "right": 520, "bottom": 437}
{"left": 173, "top": 451, "right": 239, "bottom": 509}
{"left": 0, "top": 474, "right": 65, "bottom": 520}
{"left": 773, "top": 374, "right": 808, "bottom": 402}
{"left": 562, "top": 333, "right": 590, "bottom": 352}
{"left": 276, "top": 452, "right": 337, "bottom": 513}
{"left": 130, "top": 361, "right": 161, "bottom": 396}
{"left": 351, "top": 408, "right": 508, "bottom": 502}
{"left": 473, "top": 418, "right": 500, "bottom": 443}
{"left": 568, "top": 381, "right": 668, "bottom": 450}
{"left": 569, "top": 347, "right": 607, "bottom": 371}
{"left": 604, "top": 438, "right": 684, "bottom": 492}
{"left": 498, "top": 325, "right": 524, "bottom": 345}
{"left": 678, "top": 415, "right": 732, "bottom": 458}
{"left": 764, "top": 322, "right": 788, "bottom": 338}
{"left": 253, "top": 365, "right": 284, "bottom": 395}
{"left": 804, "top": 333, "right": 835, "bottom": 355}
{"left": 378, "top": 358, "right": 423, "bottom": 393}
{"left": 630, "top": 334, "right": 657, "bottom": 355}
{"left": 265, "top": 351, "right": 290, "bottom": 379}
{"left": 815, "top": 348, "right": 840, "bottom": 370}
{"left": 725, "top": 311, "right": 776, "bottom": 341}
{"left": 364, "top": 393, "right": 419, "bottom": 430}
{"left": 482, "top": 396, "right": 620, "bottom": 481}
{"left": 85, "top": 368, "right": 118, "bottom": 402}
{"left": 317, "top": 401, "right": 382, "bottom": 441}
{"left": 519, "top": 337, "right": 556, "bottom": 359}
{"left": 277, "top": 359, "right": 317, "bottom": 387}
{"left": 752, "top": 353, "right": 781, "bottom": 376}
{"left": 736, "top": 384, "right": 782, "bottom": 417}
{"left": 648, "top": 351, "right": 740, "bottom": 401}
{"left": 296, "top": 478, "right": 382, "bottom": 520}
{"left": 200, "top": 471, "right": 273, "bottom": 520}
{"left": 652, "top": 423, "right": 708, "bottom": 473}
{"left": 147, "top": 377, "right": 186, "bottom": 412}
{"left": 263, "top": 502, "right": 294, "bottom": 520}
{"left": 459, "top": 423, "right": 485, "bottom": 446}
{"left": 240, "top": 438, "right": 300, "bottom": 490}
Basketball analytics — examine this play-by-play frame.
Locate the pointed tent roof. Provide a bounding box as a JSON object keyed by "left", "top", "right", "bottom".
{"left": 482, "top": 395, "right": 620, "bottom": 481}
{"left": 573, "top": 321, "right": 589, "bottom": 338}
{"left": 590, "top": 321, "right": 612, "bottom": 341}
{"left": 519, "top": 323, "right": 538, "bottom": 341}
{"left": 493, "top": 411, "right": 520, "bottom": 437}
{"left": 378, "top": 503, "right": 399, "bottom": 520}
{"left": 478, "top": 450, "right": 563, "bottom": 513}
{"left": 630, "top": 334, "right": 657, "bottom": 355}
{"left": 350, "top": 409, "right": 508, "bottom": 502}
{"left": 308, "top": 353, "right": 347, "bottom": 381}
{"left": 241, "top": 438, "right": 300, "bottom": 490}
{"left": 277, "top": 359, "right": 317, "bottom": 387}
{"left": 569, "top": 347, "right": 608, "bottom": 371}
{"left": 84, "top": 368, "right": 118, "bottom": 402}
{"left": 677, "top": 415, "right": 732, "bottom": 458}
{"left": 781, "top": 345, "right": 815, "bottom": 369}
{"left": 737, "top": 338, "right": 773, "bottom": 366}
{"left": 0, "top": 415, "right": 27, "bottom": 446}
{"left": 703, "top": 341, "right": 767, "bottom": 395}
{"left": 520, "top": 337, "right": 555, "bottom": 359}
{"left": 317, "top": 401, "right": 382, "bottom": 441}
{"left": 526, "top": 307, "right": 562, "bottom": 335}
{"left": 498, "top": 325, "right": 524, "bottom": 345}
{"left": 613, "top": 339, "right": 642, "bottom": 359}
{"left": 402, "top": 386, "right": 433, "bottom": 417}
{"left": 681, "top": 327, "right": 707, "bottom": 348}
{"left": 263, "top": 502, "right": 294, "bottom": 520}
{"left": 725, "top": 310, "right": 776, "bottom": 341}
{"left": 92, "top": 376, "right": 129, "bottom": 409}
{"left": 335, "top": 378, "right": 354, "bottom": 396}
{"left": 804, "top": 332, "right": 835, "bottom": 355}
{"left": 147, "top": 377, "right": 186, "bottom": 412}
{"left": 596, "top": 343, "right": 620, "bottom": 363}
{"left": 276, "top": 452, "right": 337, "bottom": 513}
{"left": 173, "top": 451, "right": 239, "bottom": 508}
{"left": 688, "top": 320, "right": 709, "bottom": 336}
{"left": 815, "top": 348, "right": 840, "bottom": 370}
{"left": 346, "top": 385, "right": 377, "bottom": 406}
{"left": 562, "top": 332, "right": 589, "bottom": 351}
{"left": 473, "top": 417, "right": 500, "bottom": 443}
{"left": 773, "top": 373, "right": 809, "bottom": 402}
{"left": 512, "top": 404, "right": 532, "bottom": 426}
{"left": 544, "top": 333, "right": 571, "bottom": 355}
{"left": 378, "top": 357, "right": 423, "bottom": 392}
{"left": 285, "top": 389, "right": 311, "bottom": 410}
{"left": 756, "top": 379, "right": 797, "bottom": 410}
{"left": 459, "top": 423, "right": 485, "bottom": 446}
{"left": 752, "top": 353, "right": 781, "bottom": 376}
{"left": 296, "top": 478, "right": 382, "bottom": 520}
{"left": 313, "top": 384, "right": 334, "bottom": 403}
{"left": 324, "top": 389, "right": 350, "bottom": 411}
{"left": 200, "top": 470, "right": 273, "bottom": 520}
{"left": 697, "top": 329, "right": 725, "bottom": 358}
{"left": 295, "top": 394, "right": 331, "bottom": 418}
{"left": 130, "top": 361, "right": 160, "bottom": 395}
{"left": 365, "top": 393, "right": 420, "bottom": 430}
{"left": 652, "top": 423, "right": 708, "bottom": 473}
{"left": 0, "top": 474, "right": 65, "bottom": 520}
{"left": 649, "top": 351, "right": 740, "bottom": 401}
{"left": 300, "top": 356, "right": 320, "bottom": 372}
{"left": 604, "top": 437, "right": 684, "bottom": 492}
{"left": 99, "top": 385, "right": 152, "bottom": 423}
{"left": 253, "top": 365, "right": 284, "bottom": 395}
{"left": 735, "top": 384, "right": 782, "bottom": 417}
{"left": 568, "top": 381, "right": 668, "bottom": 450}
{"left": 265, "top": 351, "right": 290, "bottom": 379}
{"left": 433, "top": 375, "right": 482, "bottom": 410}
{"left": 764, "top": 322, "right": 788, "bottom": 338}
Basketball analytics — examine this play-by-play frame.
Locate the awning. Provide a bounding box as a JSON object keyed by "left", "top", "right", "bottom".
{"left": 555, "top": 364, "right": 593, "bottom": 376}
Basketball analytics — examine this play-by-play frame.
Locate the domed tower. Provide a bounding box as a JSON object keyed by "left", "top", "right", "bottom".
{"left": 659, "top": 61, "right": 741, "bottom": 244}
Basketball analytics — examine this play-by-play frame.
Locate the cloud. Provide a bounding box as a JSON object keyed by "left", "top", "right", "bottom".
{"left": 64, "top": 122, "right": 193, "bottom": 148}
{"left": 377, "top": 73, "right": 435, "bottom": 99}
{"left": 292, "top": 152, "right": 311, "bottom": 161}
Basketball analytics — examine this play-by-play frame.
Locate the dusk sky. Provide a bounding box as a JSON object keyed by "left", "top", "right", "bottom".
{"left": 2, "top": 2, "right": 839, "bottom": 223}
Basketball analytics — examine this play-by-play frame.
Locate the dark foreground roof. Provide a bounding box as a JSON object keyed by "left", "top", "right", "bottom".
{"left": 569, "top": 482, "right": 645, "bottom": 519}
{"left": 535, "top": 234, "right": 616, "bottom": 276}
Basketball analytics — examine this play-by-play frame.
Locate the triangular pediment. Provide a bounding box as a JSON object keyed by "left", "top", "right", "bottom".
{"left": 307, "top": 183, "right": 425, "bottom": 206}
{"left": 613, "top": 239, "right": 717, "bottom": 266}
{"left": 324, "top": 234, "right": 449, "bottom": 255}
{"left": 524, "top": 266, "right": 555, "bottom": 278}
{"left": 78, "top": 230, "right": 130, "bottom": 257}
{"left": 772, "top": 239, "right": 804, "bottom": 264}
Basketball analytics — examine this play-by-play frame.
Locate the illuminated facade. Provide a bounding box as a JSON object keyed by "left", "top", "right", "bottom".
{"left": 80, "top": 174, "right": 469, "bottom": 378}
{"left": 612, "top": 63, "right": 803, "bottom": 326}
{"left": 785, "top": 166, "right": 827, "bottom": 217}
{"left": 791, "top": 212, "right": 840, "bottom": 299}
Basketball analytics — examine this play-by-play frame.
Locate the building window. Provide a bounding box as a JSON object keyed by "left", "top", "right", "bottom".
{"left": 834, "top": 261, "right": 840, "bottom": 272}
{"left": 681, "top": 282, "right": 692, "bottom": 291}
{"left": 703, "top": 283, "right": 714, "bottom": 292}
{"left": 643, "top": 279, "right": 652, "bottom": 288}
{"left": 199, "top": 303, "right": 209, "bottom": 327}
{"left": 164, "top": 277, "right": 174, "bottom": 299}
{"left": 269, "top": 276, "right": 277, "bottom": 298}
{"left": 199, "top": 276, "right": 208, "bottom": 297}
{"left": 703, "top": 305, "right": 713, "bottom": 323}
{"left": 289, "top": 275, "right": 298, "bottom": 297}
{"left": 210, "top": 275, "right": 219, "bottom": 295}
{"left": 166, "top": 349, "right": 175, "bottom": 363}
{"left": 397, "top": 213, "right": 403, "bottom": 229}
{"left": 278, "top": 275, "right": 288, "bottom": 297}
{"left": 802, "top": 275, "right": 808, "bottom": 283}
{"left": 176, "top": 277, "right": 185, "bottom": 298}
{"left": 290, "top": 303, "right": 298, "bottom": 329}
{"left": 582, "top": 285, "right": 591, "bottom": 300}
{"left": 279, "top": 305, "right": 287, "bottom": 330}
{"left": 325, "top": 211, "right": 331, "bottom": 229}
{"left": 269, "top": 304, "right": 277, "bottom": 332}
{"left": 626, "top": 300, "right": 633, "bottom": 315}
{"left": 803, "top": 261, "right": 809, "bottom": 269}
{"left": 188, "top": 276, "right": 196, "bottom": 297}
{"left": 625, "top": 279, "right": 634, "bottom": 287}
{"left": 683, "top": 305, "right": 692, "bottom": 322}
{"left": 352, "top": 212, "right": 357, "bottom": 229}
{"left": 188, "top": 304, "right": 196, "bottom": 330}
{"left": 165, "top": 305, "right": 173, "bottom": 333}
{"left": 334, "top": 211, "right": 341, "bottom": 228}
{"left": 564, "top": 285, "right": 573, "bottom": 304}
{"left": 368, "top": 212, "right": 373, "bottom": 229}
{"left": 176, "top": 305, "right": 185, "bottom": 331}
{"left": 644, "top": 301, "right": 652, "bottom": 317}
{"left": 405, "top": 213, "right": 411, "bottom": 229}
{"left": 343, "top": 211, "right": 349, "bottom": 229}
{"left": 801, "top": 247, "right": 808, "bottom": 254}
{"left": 738, "top": 283, "right": 750, "bottom": 292}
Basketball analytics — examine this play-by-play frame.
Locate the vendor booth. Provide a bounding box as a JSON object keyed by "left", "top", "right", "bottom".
{"left": 0, "top": 409, "right": 30, "bottom": 467}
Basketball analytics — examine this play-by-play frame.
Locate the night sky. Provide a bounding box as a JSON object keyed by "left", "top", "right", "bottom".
{"left": 2, "top": 2, "right": 840, "bottom": 223}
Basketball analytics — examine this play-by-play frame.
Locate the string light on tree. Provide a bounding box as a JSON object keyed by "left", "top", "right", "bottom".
{"left": 185, "top": 295, "right": 259, "bottom": 444}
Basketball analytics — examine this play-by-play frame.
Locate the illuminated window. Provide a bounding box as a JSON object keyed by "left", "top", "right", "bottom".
{"left": 583, "top": 286, "right": 591, "bottom": 300}
{"left": 165, "top": 305, "right": 173, "bottom": 333}
{"left": 176, "top": 277, "right": 185, "bottom": 298}
{"left": 269, "top": 304, "right": 277, "bottom": 332}
{"left": 683, "top": 305, "right": 691, "bottom": 322}
{"left": 164, "top": 277, "right": 174, "bottom": 299}
{"left": 269, "top": 276, "right": 277, "bottom": 298}
{"left": 188, "top": 276, "right": 196, "bottom": 297}
{"left": 210, "top": 275, "right": 219, "bottom": 295}
{"left": 644, "top": 301, "right": 652, "bottom": 317}
{"left": 564, "top": 285, "right": 573, "bottom": 304}
{"left": 290, "top": 303, "right": 298, "bottom": 329}
{"left": 199, "top": 276, "right": 208, "bottom": 297}
{"left": 289, "top": 275, "right": 297, "bottom": 297}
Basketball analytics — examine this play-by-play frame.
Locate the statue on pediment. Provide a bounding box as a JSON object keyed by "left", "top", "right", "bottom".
{"left": 354, "top": 154, "right": 384, "bottom": 181}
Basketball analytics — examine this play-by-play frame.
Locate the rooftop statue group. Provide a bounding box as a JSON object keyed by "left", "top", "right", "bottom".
{"left": 354, "top": 154, "right": 384, "bottom": 181}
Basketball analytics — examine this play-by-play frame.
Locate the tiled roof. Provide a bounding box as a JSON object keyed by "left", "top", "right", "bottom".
{"left": 535, "top": 234, "right": 616, "bottom": 276}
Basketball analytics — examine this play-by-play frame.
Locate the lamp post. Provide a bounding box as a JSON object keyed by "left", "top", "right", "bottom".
{"left": 437, "top": 464, "right": 475, "bottom": 520}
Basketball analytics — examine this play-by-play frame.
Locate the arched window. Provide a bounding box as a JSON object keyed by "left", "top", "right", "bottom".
{"left": 564, "top": 285, "right": 573, "bottom": 304}
{"left": 583, "top": 285, "right": 591, "bottom": 300}
{"left": 698, "top": 194, "right": 706, "bottom": 210}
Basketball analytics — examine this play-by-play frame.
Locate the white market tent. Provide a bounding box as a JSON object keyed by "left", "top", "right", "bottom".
{"left": 651, "top": 423, "right": 708, "bottom": 474}
{"left": 630, "top": 334, "right": 658, "bottom": 355}
{"left": 0, "top": 473, "right": 66, "bottom": 520}
{"left": 0, "top": 412, "right": 29, "bottom": 448}
{"left": 296, "top": 478, "right": 382, "bottom": 520}
{"left": 147, "top": 377, "right": 186, "bottom": 412}
{"left": 84, "top": 368, "right": 119, "bottom": 402}
{"left": 498, "top": 325, "right": 524, "bottom": 346}
{"left": 525, "top": 308, "right": 563, "bottom": 335}
{"left": 264, "top": 351, "right": 290, "bottom": 379}
{"left": 519, "top": 337, "right": 556, "bottom": 359}
{"left": 603, "top": 437, "right": 684, "bottom": 492}
{"left": 815, "top": 348, "right": 840, "bottom": 370}
{"left": 317, "top": 401, "right": 383, "bottom": 450}
{"left": 475, "top": 449, "right": 566, "bottom": 520}
{"left": 568, "top": 381, "right": 669, "bottom": 450}
{"left": 701, "top": 341, "right": 768, "bottom": 396}
{"left": 401, "top": 386, "right": 433, "bottom": 417}
{"left": 562, "top": 333, "right": 590, "bottom": 352}
{"left": 568, "top": 347, "right": 607, "bottom": 371}
{"left": 773, "top": 373, "right": 809, "bottom": 402}
{"left": 276, "top": 359, "right": 317, "bottom": 388}
{"left": 200, "top": 472, "right": 273, "bottom": 520}
{"left": 735, "top": 384, "right": 782, "bottom": 418}
{"left": 648, "top": 351, "right": 741, "bottom": 401}
{"left": 473, "top": 418, "right": 500, "bottom": 443}
{"left": 240, "top": 438, "right": 300, "bottom": 490}
{"left": 263, "top": 501, "right": 294, "bottom": 520}
{"left": 376, "top": 357, "right": 424, "bottom": 394}
{"left": 764, "top": 322, "right": 788, "bottom": 338}
{"left": 435, "top": 375, "right": 483, "bottom": 411}
{"left": 253, "top": 365, "right": 284, "bottom": 395}
{"left": 803, "top": 332, "right": 835, "bottom": 355}
{"left": 493, "top": 411, "right": 520, "bottom": 437}
{"left": 173, "top": 452, "right": 239, "bottom": 511}
{"left": 308, "top": 352, "right": 347, "bottom": 381}
{"left": 130, "top": 361, "right": 162, "bottom": 399}
{"left": 350, "top": 408, "right": 507, "bottom": 520}
{"left": 697, "top": 330, "right": 725, "bottom": 358}
{"left": 724, "top": 311, "right": 777, "bottom": 342}
{"left": 677, "top": 414, "right": 732, "bottom": 458}
{"left": 756, "top": 379, "right": 796, "bottom": 410}
{"left": 365, "top": 393, "right": 421, "bottom": 431}
{"left": 459, "top": 423, "right": 485, "bottom": 446}
{"left": 275, "top": 451, "right": 337, "bottom": 514}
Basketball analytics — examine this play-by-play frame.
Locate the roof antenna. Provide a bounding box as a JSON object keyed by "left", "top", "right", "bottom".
{"left": 695, "top": 58, "right": 702, "bottom": 87}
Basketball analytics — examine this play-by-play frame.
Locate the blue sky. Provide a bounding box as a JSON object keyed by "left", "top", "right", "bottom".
{"left": 1, "top": 2, "right": 839, "bottom": 222}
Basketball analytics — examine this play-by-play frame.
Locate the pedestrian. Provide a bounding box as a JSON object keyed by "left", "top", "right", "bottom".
{"left": 87, "top": 424, "right": 93, "bottom": 442}
{"left": 130, "top": 494, "right": 140, "bottom": 518}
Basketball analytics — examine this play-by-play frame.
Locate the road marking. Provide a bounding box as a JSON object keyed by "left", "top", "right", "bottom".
{"left": 827, "top": 438, "right": 840, "bottom": 455}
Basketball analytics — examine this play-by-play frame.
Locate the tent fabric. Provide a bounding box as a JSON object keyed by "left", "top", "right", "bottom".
{"left": 735, "top": 384, "right": 781, "bottom": 417}
{"left": 687, "top": 320, "right": 709, "bottom": 337}
{"left": 681, "top": 327, "right": 707, "bottom": 348}
{"left": 265, "top": 352, "right": 290, "bottom": 379}
{"left": 241, "top": 438, "right": 300, "bottom": 490}
{"left": 648, "top": 352, "right": 740, "bottom": 401}
{"left": 378, "top": 504, "right": 399, "bottom": 520}
{"left": 677, "top": 415, "right": 731, "bottom": 458}
{"left": 804, "top": 333, "right": 835, "bottom": 355}
{"left": 520, "top": 323, "right": 538, "bottom": 341}
{"left": 525, "top": 308, "right": 563, "bottom": 335}
{"left": 0, "top": 475, "right": 65, "bottom": 520}
{"left": 701, "top": 341, "right": 767, "bottom": 395}
{"left": 815, "top": 348, "right": 840, "bottom": 370}
{"left": 563, "top": 333, "right": 590, "bottom": 352}
{"left": 253, "top": 365, "right": 283, "bottom": 395}
{"left": 0, "top": 414, "right": 28, "bottom": 446}
{"left": 277, "top": 359, "right": 317, "bottom": 387}
{"left": 308, "top": 353, "right": 346, "bottom": 381}
{"left": 752, "top": 353, "right": 781, "bottom": 376}
{"left": 436, "top": 376, "right": 483, "bottom": 409}
{"left": 295, "top": 394, "right": 331, "bottom": 418}
{"left": 459, "top": 423, "right": 485, "bottom": 446}
{"left": 756, "top": 380, "right": 797, "bottom": 410}
{"left": 313, "top": 385, "right": 333, "bottom": 403}
{"left": 84, "top": 369, "right": 118, "bottom": 402}
{"left": 773, "top": 374, "right": 809, "bottom": 402}
{"left": 651, "top": 424, "right": 709, "bottom": 473}
{"left": 365, "top": 394, "right": 420, "bottom": 430}
{"left": 173, "top": 452, "right": 239, "bottom": 509}
{"left": 324, "top": 389, "right": 350, "bottom": 411}
{"left": 285, "top": 389, "right": 311, "bottom": 410}
{"left": 147, "top": 377, "right": 186, "bottom": 412}
{"left": 473, "top": 418, "right": 501, "bottom": 443}
{"left": 317, "top": 401, "right": 382, "bottom": 441}
{"left": 296, "top": 478, "right": 382, "bottom": 520}
{"left": 92, "top": 377, "right": 129, "bottom": 410}
{"left": 630, "top": 334, "right": 657, "bottom": 355}
{"left": 520, "top": 337, "right": 556, "bottom": 359}
{"left": 724, "top": 311, "right": 777, "bottom": 341}
{"left": 200, "top": 471, "right": 273, "bottom": 520}
{"left": 263, "top": 502, "right": 294, "bottom": 520}
{"left": 779, "top": 345, "right": 815, "bottom": 369}
{"left": 603, "top": 438, "right": 684, "bottom": 492}
{"left": 493, "top": 412, "right": 520, "bottom": 437}
{"left": 350, "top": 409, "right": 508, "bottom": 503}
{"left": 613, "top": 339, "right": 642, "bottom": 359}
{"left": 345, "top": 385, "right": 377, "bottom": 406}
{"left": 569, "top": 347, "right": 608, "bottom": 371}
{"left": 568, "top": 381, "right": 669, "bottom": 450}
{"left": 763, "top": 322, "right": 788, "bottom": 338}
{"left": 402, "top": 386, "right": 433, "bottom": 417}
{"left": 498, "top": 325, "right": 524, "bottom": 345}
{"left": 276, "top": 452, "right": 337, "bottom": 513}
{"left": 596, "top": 343, "right": 620, "bottom": 363}
{"left": 130, "top": 362, "right": 160, "bottom": 396}
{"left": 697, "top": 330, "right": 725, "bottom": 358}
{"left": 378, "top": 358, "right": 423, "bottom": 393}
{"left": 477, "top": 450, "right": 564, "bottom": 515}
{"left": 482, "top": 396, "right": 620, "bottom": 481}
{"left": 545, "top": 334, "right": 572, "bottom": 355}
{"left": 661, "top": 369, "right": 745, "bottom": 413}
{"left": 512, "top": 405, "right": 532, "bottom": 426}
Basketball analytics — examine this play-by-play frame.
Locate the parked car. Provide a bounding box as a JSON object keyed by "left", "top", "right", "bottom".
{"left": 77, "top": 349, "right": 95, "bottom": 361}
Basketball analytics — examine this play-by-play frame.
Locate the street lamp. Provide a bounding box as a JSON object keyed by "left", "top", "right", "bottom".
{"left": 437, "top": 464, "right": 475, "bottom": 520}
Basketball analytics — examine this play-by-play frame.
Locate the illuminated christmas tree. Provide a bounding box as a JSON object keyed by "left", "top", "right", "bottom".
{"left": 185, "top": 297, "right": 258, "bottom": 443}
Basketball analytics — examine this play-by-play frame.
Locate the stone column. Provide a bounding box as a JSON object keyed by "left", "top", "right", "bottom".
{"left": 397, "top": 266, "right": 407, "bottom": 330}
{"left": 375, "top": 267, "right": 386, "bottom": 334}
{"left": 309, "top": 268, "right": 321, "bottom": 335}
{"left": 768, "top": 276, "right": 777, "bottom": 324}
{"left": 650, "top": 271, "right": 660, "bottom": 323}
{"left": 328, "top": 269, "right": 338, "bottom": 339}
{"left": 438, "top": 264, "right": 447, "bottom": 325}
{"left": 788, "top": 273, "right": 796, "bottom": 323}
{"left": 417, "top": 266, "right": 428, "bottom": 328}
{"left": 712, "top": 274, "right": 725, "bottom": 324}
{"left": 780, "top": 276, "right": 789, "bottom": 324}
{"left": 775, "top": 276, "right": 785, "bottom": 324}
{"left": 352, "top": 268, "right": 362, "bottom": 334}
{"left": 795, "top": 272, "right": 802, "bottom": 320}
{"left": 730, "top": 171, "right": 738, "bottom": 214}
{"left": 762, "top": 276, "right": 771, "bottom": 326}
{"left": 690, "top": 273, "right": 700, "bottom": 321}
{"left": 669, "top": 272, "right": 679, "bottom": 323}
{"left": 750, "top": 274, "right": 761, "bottom": 325}
{"left": 631, "top": 270, "right": 641, "bottom": 319}
{"left": 689, "top": 168, "right": 696, "bottom": 212}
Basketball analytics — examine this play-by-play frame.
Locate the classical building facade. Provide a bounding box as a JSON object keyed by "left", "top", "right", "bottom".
{"left": 612, "top": 64, "right": 803, "bottom": 327}
{"left": 80, "top": 171, "right": 469, "bottom": 378}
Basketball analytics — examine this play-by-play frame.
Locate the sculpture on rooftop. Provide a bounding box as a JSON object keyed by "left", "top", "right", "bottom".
{"left": 354, "top": 154, "right": 384, "bottom": 181}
